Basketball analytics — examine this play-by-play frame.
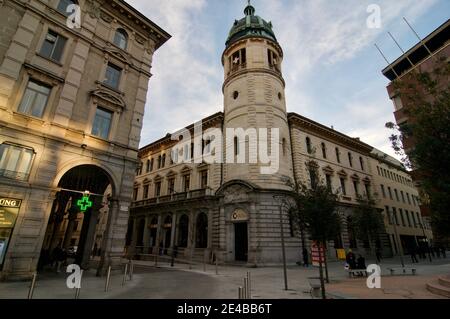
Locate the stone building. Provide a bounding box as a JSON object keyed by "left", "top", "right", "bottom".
{"left": 129, "top": 3, "right": 432, "bottom": 265}
{"left": 0, "top": 0, "right": 170, "bottom": 280}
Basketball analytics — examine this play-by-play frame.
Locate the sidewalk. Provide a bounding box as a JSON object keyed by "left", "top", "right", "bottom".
{"left": 0, "top": 255, "right": 448, "bottom": 299}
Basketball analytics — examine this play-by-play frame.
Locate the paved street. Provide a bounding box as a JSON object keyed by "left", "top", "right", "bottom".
{"left": 0, "top": 255, "right": 449, "bottom": 299}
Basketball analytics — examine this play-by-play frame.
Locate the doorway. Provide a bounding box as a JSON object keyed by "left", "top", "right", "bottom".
{"left": 234, "top": 222, "right": 248, "bottom": 262}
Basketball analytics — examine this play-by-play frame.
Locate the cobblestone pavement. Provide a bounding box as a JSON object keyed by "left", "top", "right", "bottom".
{"left": 0, "top": 255, "right": 448, "bottom": 299}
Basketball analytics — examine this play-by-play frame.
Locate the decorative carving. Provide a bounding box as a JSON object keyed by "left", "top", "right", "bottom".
{"left": 135, "top": 33, "right": 145, "bottom": 45}
{"left": 86, "top": 0, "right": 101, "bottom": 19}
{"left": 90, "top": 89, "right": 126, "bottom": 109}
{"left": 104, "top": 47, "right": 133, "bottom": 66}
{"left": 100, "top": 12, "right": 113, "bottom": 23}
{"left": 222, "top": 185, "right": 250, "bottom": 204}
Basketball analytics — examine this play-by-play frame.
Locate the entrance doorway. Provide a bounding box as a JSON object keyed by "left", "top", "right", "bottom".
{"left": 38, "top": 165, "right": 113, "bottom": 271}
{"left": 234, "top": 222, "right": 248, "bottom": 262}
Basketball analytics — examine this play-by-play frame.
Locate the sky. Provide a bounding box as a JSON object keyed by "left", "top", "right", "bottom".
{"left": 128, "top": 0, "right": 449, "bottom": 159}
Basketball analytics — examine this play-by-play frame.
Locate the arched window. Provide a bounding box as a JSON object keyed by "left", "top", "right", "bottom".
{"left": 161, "top": 154, "right": 166, "bottom": 168}
{"left": 321, "top": 142, "right": 327, "bottom": 159}
{"left": 178, "top": 215, "right": 189, "bottom": 248}
{"left": 348, "top": 152, "right": 353, "bottom": 167}
{"left": 306, "top": 137, "right": 312, "bottom": 154}
{"left": 114, "top": 28, "right": 128, "bottom": 50}
{"left": 57, "top": 0, "right": 77, "bottom": 16}
{"left": 195, "top": 213, "right": 208, "bottom": 248}
{"left": 146, "top": 160, "right": 150, "bottom": 173}
{"left": 335, "top": 147, "right": 341, "bottom": 163}
{"left": 234, "top": 136, "right": 239, "bottom": 155}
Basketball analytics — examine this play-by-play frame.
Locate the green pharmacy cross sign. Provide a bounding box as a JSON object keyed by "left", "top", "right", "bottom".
{"left": 77, "top": 195, "right": 93, "bottom": 212}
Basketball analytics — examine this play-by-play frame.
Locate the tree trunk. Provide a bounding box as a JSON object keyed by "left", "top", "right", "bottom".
{"left": 324, "top": 245, "right": 330, "bottom": 283}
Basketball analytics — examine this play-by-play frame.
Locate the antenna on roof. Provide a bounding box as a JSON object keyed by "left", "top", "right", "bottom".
{"left": 403, "top": 17, "right": 438, "bottom": 62}
{"left": 387, "top": 31, "right": 415, "bottom": 68}
{"left": 374, "top": 43, "right": 400, "bottom": 79}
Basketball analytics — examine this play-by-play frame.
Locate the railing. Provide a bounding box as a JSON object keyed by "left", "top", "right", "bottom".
{"left": 228, "top": 62, "right": 247, "bottom": 76}
{"left": 131, "top": 188, "right": 212, "bottom": 208}
{"left": 0, "top": 169, "right": 29, "bottom": 181}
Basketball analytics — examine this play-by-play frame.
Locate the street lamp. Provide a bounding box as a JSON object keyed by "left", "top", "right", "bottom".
{"left": 388, "top": 208, "right": 405, "bottom": 268}
{"left": 273, "top": 195, "right": 289, "bottom": 291}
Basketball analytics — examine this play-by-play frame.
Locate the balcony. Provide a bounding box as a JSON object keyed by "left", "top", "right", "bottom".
{"left": 227, "top": 63, "right": 247, "bottom": 76}
{"left": 131, "top": 188, "right": 214, "bottom": 208}
{"left": 0, "top": 169, "right": 30, "bottom": 182}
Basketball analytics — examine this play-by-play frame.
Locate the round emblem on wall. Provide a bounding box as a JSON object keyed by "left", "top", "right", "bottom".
{"left": 232, "top": 209, "right": 249, "bottom": 222}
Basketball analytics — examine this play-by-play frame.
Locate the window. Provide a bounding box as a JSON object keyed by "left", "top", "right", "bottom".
{"left": 40, "top": 30, "right": 67, "bottom": 62}
{"left": 335, "top": 148, "right": 341, "bottom": 163}
{"left": 306, "top": 137, "right": 312, "bottom": 154}
{"left": 161, "top": 154, "right": 166, "bottom": 168}
{"left": 282, "top": 138, "right": 287, "bottom": 156}
{"left": 405, "top": 210, "right": 411, "bottom": 227}
{"left": 183, "top": 175, "right": 190, "bottom": 192}
{"left": 321, "top": 143, "right": 327, "bottom": 159}
{"left": 377, "top": 166, "right": 380, "bottom": 175}
{"left": 230, "top": 48, "right": 246, "bottom": 71}
{"left": 157, "top": 155, "right": 162, "bottom": 169}
{"left": 143, "top": 184, "right": 149, "bottom": 199}
{"left": 359, "top": 157, "right": 364, "bottom": 171}
{"left": 388, "top": 187, "right": 393, "bottom": 200}
{"left": 394, "top": 189, "right": 399, "bottom": 201}
{"left": 416, "top": 212, "right": 421, "bottom": 226}
{"left": 353, "top": 181, "right": 359, "bottom": 196}
{"left": 168, "top": 178, "right": 175, "bottom": 194}
{"left": 18, "top": 80, "right": 51, "bottom": 118}
{"left": 309, "top": 168, "right": 317, "bottom": 189}
{"left": 392, "top": 208, "right": 399, "bottom": 225}
{"left": 57, "top": 0, "right": 77, "bottom": 16}
{"left": 0, "top": 143, "right": 34, "bottom": 181}
{"left": 200, "top": 170, "right": 208, "bottom": 189}
{"left": 268, "top": 49, "right": 279, "bottom": 71}
{"left": 133, "top": 187, "right": 138, "bottom": 201}
{"left": 325, "top": 174, "right": 332, "bottom": 190}
{"left": 154, "top": 181, "right": 161, "bottom": 197}
{"left": 146, "top": 160, "right": 150, "bottom": 173}
{"left": 104, "top": 63, "right": 122, "bottom": 89}
{"left": 401, "top": 191, "right": 405, "bottom": 203}
{"left": 92, "top": 107, "right": 113, "bottom": 139}
{"left": 364, "top": 184, "right": 370, "bottom": 197}
{"left": 348, "top": 152, "right": 353, "bottom": 167}
{"left": 234, "top": 136, "right": 239, "bottom": 156}
{"left": 386, "top": 206, "right": 392, "bottom": 225}
{"left": 406, "top": 193, "right": 411, "bottom": 205}
{"left": 340, "top": 178, "right": 346, "bottom": 195}
{"left": 113, "top": 29, "right": 128, "bottom": 50}
{"left": 399, "top": 209, "right": 405, "bottom": 226}
{"left": 380, "top": 185, "right": 386, "bottom": 198}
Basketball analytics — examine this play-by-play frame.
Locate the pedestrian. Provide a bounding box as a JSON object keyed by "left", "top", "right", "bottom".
{"left": 410, "top": 246, "right": 419, "bottom": 263}
{"left": 375, "top": 248, "right": 382, "bottom": 264}
{"left": 302, "top": 247, "right": 310, "bottom": 267}
{"left": 356, "top": 255, "right": 367, "bottom": 276}
{"left": 346, "top": 250, "right": 356, "bottom": 270}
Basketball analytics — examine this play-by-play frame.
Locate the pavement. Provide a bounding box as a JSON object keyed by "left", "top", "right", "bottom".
{"left": 0, "top": 254, "right": 449, "bottom": 299}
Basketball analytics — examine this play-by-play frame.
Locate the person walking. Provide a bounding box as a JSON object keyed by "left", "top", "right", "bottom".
{"left": 302, "top": 247, "right": 310, "bottom": 267}
{"left": 346, "top": 250, "right": 356, "bottom": 270}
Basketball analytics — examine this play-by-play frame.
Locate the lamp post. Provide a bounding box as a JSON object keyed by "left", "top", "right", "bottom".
{"left": 389, "top": 208, "right": 405, "bottom": 268}
{"left": 273, "top": 195, "right": 288, "bottom": 291}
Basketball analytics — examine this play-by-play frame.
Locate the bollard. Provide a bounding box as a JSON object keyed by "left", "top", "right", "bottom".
{"left": 215, "top": 254, "right": 219, "bottom": 275}
{"left": 122, "top": 263, "right": 128, "bottom": 286}
{"left": 155, "top": 254, "right": 158, "bottom": 267}
{"left": 238, "top": 287, "right": 245, "bottom": 299}
{"left": 247, "top": 272, "right": 251, "bottom": 299}
{"left": 129, "top": 260, "right": 134, "bottom": 281}
{"left": 75, "top": 270, "right": 83, "bottom": 299}
{"left": 243, "top": 277, "right": 248, "bottom": 300}
{"left": 203, "top": 252, "right": 207, "bottom": 272}
{"left": 104, "top": 266, "right": 112, "bottom": 292}
{"left": 27, "top": 273, "right": 37, "bottom": 299}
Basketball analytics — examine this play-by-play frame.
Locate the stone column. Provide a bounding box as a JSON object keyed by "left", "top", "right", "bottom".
{"left": 154, "top": 215, "right": 162, "bottom": 255}
{"left": 170, "top": 214, "right": 177, "bottom": 249}
{"left": 76, "top": 198, "right": 102, "bottom": 269}
{"left": 143, "top": 216, "right": 150, "bottom": 254}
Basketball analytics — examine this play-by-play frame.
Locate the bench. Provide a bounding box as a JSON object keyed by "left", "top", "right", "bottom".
{"left": 387, "top": 267, "right": 417, "bottom": 276}
{"left": 347, "top": 269, "right": 368, "bottom": 278}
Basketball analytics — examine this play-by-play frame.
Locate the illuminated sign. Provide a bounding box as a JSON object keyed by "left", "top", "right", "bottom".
{"left": 77, "top": 195, "right": 93, "bottom": 212}
{"left": 0, "top": 198, "right": 21, "bottom": 228}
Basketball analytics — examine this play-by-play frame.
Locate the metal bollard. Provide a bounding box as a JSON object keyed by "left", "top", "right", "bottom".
{"left": 215, "top": 254, "right": 219, "bottom": 275}
{"left": 243, "top": 278, "right": 248, "bottom": 300}
{"left": 247, "top": 272, "right": 251, "bottom": 299}
{"left": 27, "top": 273, "right": 37, "bottom": 299}
{"left": 122, "top": 263, "right": 128, "bottom": 286}
{"left": 75, "top": 270, "right": 83, "bottom": 299}
{"left": 203, "top": 253, "right": 207, "bottom": 272}
{"left": 238, "top": 287, "right": 243, "bottom": 299}
{"left": 129, "top": 261, "right": 134, "bottom": 281}
{"left": 104, "top": 266, "right": 112, "bottom": 292}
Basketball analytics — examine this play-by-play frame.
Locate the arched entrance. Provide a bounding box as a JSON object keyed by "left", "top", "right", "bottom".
{"left": 232, "top": 209, "right": 249, "bottom": 262}
{"left": 195, "top": 213, "right": 208, "bottom": 249}
{"left": 39, "top": 165, "right": 113, "bottom": 271}
{"left": 178, "top": 215, "right": 189, "bottom": 248}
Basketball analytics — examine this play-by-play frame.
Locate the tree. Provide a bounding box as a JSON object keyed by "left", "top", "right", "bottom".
{"left": 352, "top": 194, "right": 384, "bottom": 255}
{"left": 288, "top": 162, "right": 341, "bottom": 299}
{"left": 386, "top": 57, "right": 450, "bottom": 244}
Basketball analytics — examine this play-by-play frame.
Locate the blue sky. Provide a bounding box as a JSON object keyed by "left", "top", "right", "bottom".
{"left": 128, "top": 0, "right": 449, "bottom": 159}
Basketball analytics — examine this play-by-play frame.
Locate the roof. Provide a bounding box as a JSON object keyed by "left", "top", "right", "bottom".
{"left": 382, "top": 19, "right": 450, "bottom": 81}
{"left": 226, "top": 3, "right": 278, "bottom": 47}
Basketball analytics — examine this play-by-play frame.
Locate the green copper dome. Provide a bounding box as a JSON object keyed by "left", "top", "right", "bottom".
{"left": 226, "top": 2, "right": 278, "bottom": 47}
